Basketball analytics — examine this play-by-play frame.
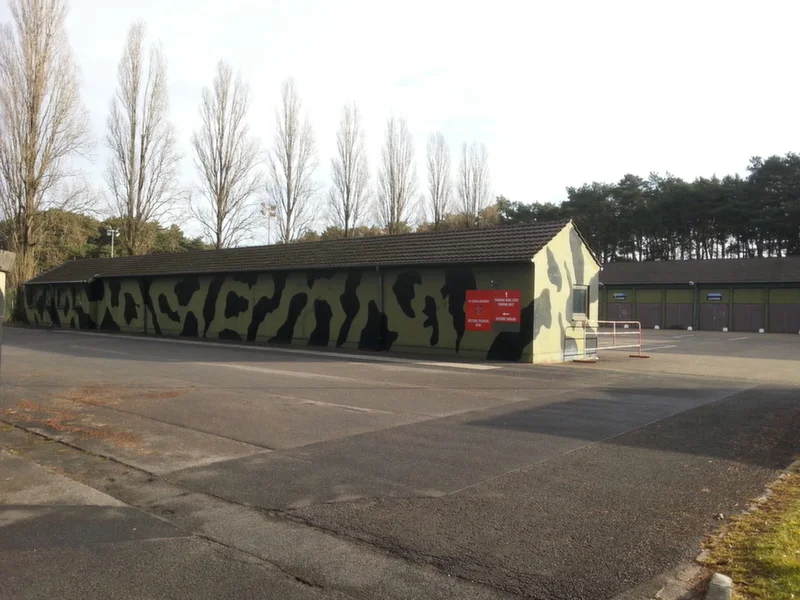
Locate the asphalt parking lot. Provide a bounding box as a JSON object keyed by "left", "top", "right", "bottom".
{"left": 1, "top": 327, "right": 798, "bottom": 599}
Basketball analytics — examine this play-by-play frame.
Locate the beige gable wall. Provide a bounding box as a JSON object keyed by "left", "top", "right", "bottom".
{"left": 532, "top": 223, "right": 600, "bottom": 363}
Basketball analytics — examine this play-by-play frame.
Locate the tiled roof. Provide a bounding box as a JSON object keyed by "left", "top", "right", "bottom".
{"left": 26, "top": 220, "right": 572, "bottom": 285}
{"left": 601, "top": 257, "right": 800, "bottom": 285}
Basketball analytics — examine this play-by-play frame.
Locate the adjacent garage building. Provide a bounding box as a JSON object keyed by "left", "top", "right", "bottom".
{"left": 600, "top": 257, "right": 800, "bottom": 333}
{"left": 22, "top": 220, "right": 600, "bottom": 363}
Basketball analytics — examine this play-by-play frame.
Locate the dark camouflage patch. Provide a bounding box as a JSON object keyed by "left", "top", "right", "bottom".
{"left": 232, "top": 272, "right": 258, "bottom": 289}
{"left": 203, "top": 276, "right": 226, "bottom": 337}
{"left": 308, "top": 299, "right": 333, "bottom": 346}
{"left": 87, "top": 279, "right": 105, "bottom": 302}
{"left": 247, "top": 272, "right": 288, "bottom": 342}
{"left": 422, "top": 295, "right": 439, "bottom": 346}
{"left": 224, "top": 291, "right": 249, "bottom": 319}
{"left": 307, "top": 270, "right": 334, "bottom": 288}
{"left": 219, "top": 329, "right": 242, "bottom": 341}
{"left": 358, "top": 300, "right": 398, "bottom": 351}
{"left": 139, "top": 279, "right": 161, "bottom": 335}
{"left": 393, "top": 271, "right": 422, "bottom": 318}
{"left": 181, "top": 311, "right": 199, "bottom": 337}
{"left": 270, "top": 293, "right": 308, "bottom": 344}
{"left": 123, "top": 293, "right": 139, "bottom": 325}
{"left": 158, "top": 294, "right": 181, "bottom": 323}
{"left": 441, "top": 268, "right": 476, "bottom": 352}
{"left": 109, "top": 280, "right": 122, "bottom": 308}
{"left": 100, "top": 307, "right": 120, "bottom": 332}
{"left": 174, "top": 276, "right": 200, "bottom": 306}
{"left": 487, "top": 300, "right": 534, "bottom": 361}
{"left": 337, "top": 270, "right": 362, "bottom": 347}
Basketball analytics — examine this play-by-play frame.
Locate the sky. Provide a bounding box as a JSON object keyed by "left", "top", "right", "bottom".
{"left": 3, "top": 0, "right": 800, "bottom": 241}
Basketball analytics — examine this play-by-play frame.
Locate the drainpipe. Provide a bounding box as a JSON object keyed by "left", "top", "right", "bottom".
{"left": 690, "top": 281, "right": 698, "bottom": 330}
{"left": 375, "top": 266, "right": 384, "bottom": 350}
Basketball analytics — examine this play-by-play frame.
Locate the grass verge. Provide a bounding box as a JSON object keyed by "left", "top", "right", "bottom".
{"left": 702, "top": 463, "right": 800, "bottom": 599}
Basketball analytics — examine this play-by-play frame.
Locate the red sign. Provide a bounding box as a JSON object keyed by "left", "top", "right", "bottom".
{"left": 465, "top": 290, "right": 494, "bottom": 331}
{"left": 492, "top": 289, "right": 521, "bottom": 323}
{"left": 465, "top": 289, "right": 521, "bottom": 331}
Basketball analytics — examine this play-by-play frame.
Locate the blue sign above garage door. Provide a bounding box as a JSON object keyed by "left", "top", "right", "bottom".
{"left": 707, "top": 293, "right": 723, "bottom": 301}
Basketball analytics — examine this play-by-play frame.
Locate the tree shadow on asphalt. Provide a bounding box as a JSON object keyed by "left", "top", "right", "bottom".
{"left": 467, "top": 386, "right": 800, "bottom": 469}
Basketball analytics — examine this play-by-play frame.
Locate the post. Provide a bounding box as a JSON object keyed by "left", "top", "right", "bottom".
{"left": 106, "top": 228, "right": 119, "bottom": 258}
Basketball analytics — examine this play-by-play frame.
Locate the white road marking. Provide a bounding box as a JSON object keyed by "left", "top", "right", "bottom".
{"left": 196, "top": 361, "right": 422, "bottom": 388}
{"left": 728, "top": 336, "right": 749, "bottom": 341}
{"left": 298, "top": 399, "right": 393, "bottom": 414}
{"left": 51, "top": 329, "right": 499, "bottom": 371}
{"left": 68, "top": 344, "right": 131, "bottom": 357}
{"left": 641, "top": 345, "right": 678, "bottom": 351}
{"left": 672, "top": 334, "right": 695, "bottom": 339}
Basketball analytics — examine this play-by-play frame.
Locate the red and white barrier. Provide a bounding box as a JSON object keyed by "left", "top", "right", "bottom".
{"left": 582, "top": 320, "right": 649, "bottom": 359}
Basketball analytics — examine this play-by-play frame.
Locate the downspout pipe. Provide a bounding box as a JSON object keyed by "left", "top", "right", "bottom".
{"left": 376, "top": 266, "right": 384, "bottom": 350}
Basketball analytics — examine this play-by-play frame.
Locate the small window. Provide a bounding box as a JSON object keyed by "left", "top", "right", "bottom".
{"left": 572, "top": 286, "right": 589, "bottom": 320}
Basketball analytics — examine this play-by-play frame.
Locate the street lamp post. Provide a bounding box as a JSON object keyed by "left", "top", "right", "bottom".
{"left": 262, "top": 202, "right": 277, "bottom": 245}
{"left": 107, "top": 228, "right": 120, "bottom": 258}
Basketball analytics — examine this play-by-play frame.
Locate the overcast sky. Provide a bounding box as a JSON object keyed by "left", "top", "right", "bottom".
{"left": 3, "top": 0, "right": 799, "bottom": 238}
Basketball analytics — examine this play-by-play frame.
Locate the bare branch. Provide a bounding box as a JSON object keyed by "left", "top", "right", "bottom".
{"left": 0, "top": 0, "right": 92, "bottom": 290}
{"left": 105, "top": 21, "right": 182, "bottom": 256}
{"left": 189, "top": 60, "right": 262, "bottom": 249}
{"left": 456, "top": 141, "right": 491, "bottom": 228}
{"left": 265, "top": 78, "right": 318, "bottom": 243}
{"left": 425, "top": 132, "right": 452, "bottom": 231}
{"left": 327, "top": 102, "right": 369, "bottom": 238}
{"left": 376, "top": 115, "right": 416, "bottom": 234}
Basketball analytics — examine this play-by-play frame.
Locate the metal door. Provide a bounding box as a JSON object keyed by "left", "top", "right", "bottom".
{"left": 636, "top": 303, "right": 662, "bottom": 329}
{"left": 699, "top": 303, "right": 729, "bottom": 331}
{"left": 769, "top": 304, "right": 800, "bottom": 333}
{"left": 733, "top": 304, "right": 765, "bottom": 332}
{"left": 607, "top": 302, "right": 632, "bottom": 322}
{"left": 665, "top": 303, "right": 692, "bottom": 329}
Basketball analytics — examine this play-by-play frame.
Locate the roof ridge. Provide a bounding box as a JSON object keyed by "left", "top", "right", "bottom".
{"left": 25, "top": 219, "right": 573, "bottom": 285}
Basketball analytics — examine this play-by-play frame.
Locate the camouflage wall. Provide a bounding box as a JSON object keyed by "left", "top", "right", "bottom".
{"left": 25, "top": 263, "right": 537, "bottom": 361}
{"left": 531, "top": 223, "right": 601, "bottom": 363}
{"left": 23, "top": 281, "right": 98, "bottom": 329}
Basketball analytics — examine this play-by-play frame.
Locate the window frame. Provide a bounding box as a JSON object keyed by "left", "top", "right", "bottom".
{"left": 571, "top": 285, "right": 589, "bottom": 321}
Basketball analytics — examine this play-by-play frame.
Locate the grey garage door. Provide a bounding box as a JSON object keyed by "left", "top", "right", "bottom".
{"left": 665, "top": 303, "right": 692, "bottom": 329}
{"left": 733, "top": 304, "right": 765, "bottom": 332}
{"left": 636, "top": 303, "right": 662, "bottom": 329}
{"left": 699, "top": 304, "right": 729, "bottom": 331}
{"left": 768, "top": 304, "right": 800, "bottom": 333}
{"left": 607, "top": 302, "right": 632, "bottom": 322}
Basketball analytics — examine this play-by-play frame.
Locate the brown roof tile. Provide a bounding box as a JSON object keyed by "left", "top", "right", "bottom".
{"left": 26, "top": 220, "right": 572, "bottom": 285}
{"left": 601, "top": 257, "right": 800, "bottom": 285}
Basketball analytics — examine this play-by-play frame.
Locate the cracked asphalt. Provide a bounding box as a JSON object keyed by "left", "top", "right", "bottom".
{"left": 0, "top": 327, "right": 798, "bottom": 599}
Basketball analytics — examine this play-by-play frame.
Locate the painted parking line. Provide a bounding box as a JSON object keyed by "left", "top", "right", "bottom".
{"left": 68, "top": 344, "right": 132, "bottom": 357}
{"left": 728, "top": 336, "right": 749, "bottom": 341}
{"left": 672, "top": 334, "right": 695, "bottom": 339}
{"left": 641, "top": 345, "right": 678, "bottom": 351}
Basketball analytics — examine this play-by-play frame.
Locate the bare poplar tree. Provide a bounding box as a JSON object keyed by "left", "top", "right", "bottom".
{"left": 327, "top": 102, "right": 369, "bottom": 238}
{"left": 0, "top": 0, "right": 92, "bottom": 296}
{"left": 457, "top": 141, "right": 491, "bottom": 228}
{"left": 426, "top": 132, "right": 452, "bottom": 231}
{"left": 377, "top": 116, "right": 416, "bottom": 234}
{"left": 106, "top": 21, "right": 181, "bottom": 256}
{"left": 190, "top": 60, "right": 261, "bottom": 249}
{"left": 266, "top": 78, "right": 318, "bottom": 243}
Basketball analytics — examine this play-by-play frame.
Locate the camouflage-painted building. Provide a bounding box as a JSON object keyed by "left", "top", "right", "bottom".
{"left": 23, "top": 220, "right": 600, "bottom": 363}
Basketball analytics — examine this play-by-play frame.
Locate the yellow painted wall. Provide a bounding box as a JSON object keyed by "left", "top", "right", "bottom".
{"left": 532, "top": 223, "right": 601, "bottom": 363}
